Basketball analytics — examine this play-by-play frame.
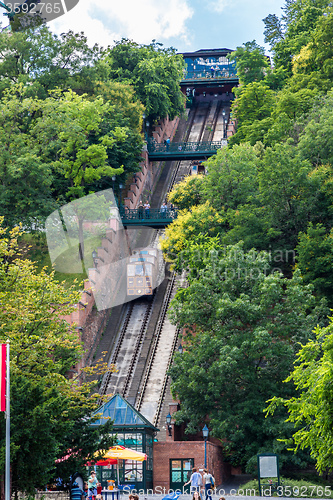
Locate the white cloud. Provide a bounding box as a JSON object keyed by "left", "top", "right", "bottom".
{"left": 49, "top": 0, "right": 193, "bottom": 48}
{"left": 206, "top": 0, "right": 231, "bottom": 14}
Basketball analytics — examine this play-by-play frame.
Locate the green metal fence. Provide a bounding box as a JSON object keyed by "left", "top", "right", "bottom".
{"left": 147, "top": 140, "right": 222, "bottom": 154}
{"left": 120, "top": 208, "right": 178, "bottom": 226}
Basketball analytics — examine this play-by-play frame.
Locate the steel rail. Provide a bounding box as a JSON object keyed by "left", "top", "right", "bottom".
{"left": 136, "top": 273, "right": 177, "bottom": 411}
{"left": 121, "top": 301, "right": 153, "bottom": 399}
{"left": 99, "top": 302, "right": 134, "bottom": 397}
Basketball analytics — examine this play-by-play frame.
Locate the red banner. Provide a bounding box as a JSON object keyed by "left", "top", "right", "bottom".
{"left": 0, "top": 344, "right": 6, "bottom": 411}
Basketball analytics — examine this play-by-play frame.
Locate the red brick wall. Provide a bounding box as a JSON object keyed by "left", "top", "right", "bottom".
{"left": 153, "top": 440, "right": 230, "bottom": 492}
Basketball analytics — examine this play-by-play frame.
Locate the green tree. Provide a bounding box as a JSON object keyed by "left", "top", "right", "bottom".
{"left": 0, "top": 88, "right": 56, "bottom": 228}
{"left": 0, "top": 224, "right": 115, "bottom": 494}
{"left": 258, "top": 142, "right": 312, "bottom": 252}
{"left": 229, "top": 81, "right": 275, "bottom": 146}
{"left": 296, "top": 223, "right": 333, "bottom": 306}
{"left": 0, "top": 25, "right": 103, "bottom": 98}
{"left": 228, "top": 41, "right": 269, "bottom": 85}
{"left": 202, "top": 143, "right": 259, "bottom": 212}
{"left": 104, "top": 38, "right": 185, "bottom": 123}
{"left": 298, "top": 90, "right": 333, "bottom": 166}
{"left": 169, "top": 241, "right": 326, "bottom": 468}
{"left": 263, "top": 0, "right": 331, "bottom": 73}
{"left": 167, "top": 174, "right": 205, "bottom": 210}
{"left": 160, "top": 202, "right": 225, "bottom": 268}
{"left": 266, "top": 315, "right": 333, "bottom": 473}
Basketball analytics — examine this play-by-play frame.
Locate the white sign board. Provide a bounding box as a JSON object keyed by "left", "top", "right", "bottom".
{"left": 259, "top": 456, "right": 278, "bottom": 478}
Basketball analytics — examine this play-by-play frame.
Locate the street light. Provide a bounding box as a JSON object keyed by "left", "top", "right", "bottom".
{"left": 112, "top": 175, "right": 116, "bottom": 194}
{"left": 203, "top": 424, "right": 209, "bottom": 468}
{"left": 224, "top": 118, "right": 228, "bottom": 139}
{"left": 166, "top": 413, "right": 172, "bottom": 437}
{"left": 92, "top": 249, "right": 98, "bottom": 268}
{"left": 178, "top": 344, "right": 183, "bottom": 354}
{"left": 119, "top": 183, "right": 124, "bottom": 210}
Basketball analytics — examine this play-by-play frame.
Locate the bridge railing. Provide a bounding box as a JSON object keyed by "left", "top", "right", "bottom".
{"left": 147, "top": 140, "right": 222, "bottom": 154}
{"left": 120, "top": 208, "right": 178, "bottom": 222}
{"left": 182, "top": 69, "right": 237, "bottom": 80}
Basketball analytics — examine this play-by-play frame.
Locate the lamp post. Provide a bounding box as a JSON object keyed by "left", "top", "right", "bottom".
{"left": 142, "top": 114, "right": 150, "bottom": 141}
{"left": 92, "top": 249, "right": 98, "bottom": 268}
{"left": 166, "top": 413, "right": 172, "bottom": 437}
{"left": 112, "top": 175, "right": 116, "bottom": 195}
{"left": 224, "top": 118, "right": 228, "bottom": 139}
{"left": 178, "top": 344, "right": 183, "bottom": 354}
{"left": 203, "top": 424, "right": 209, "bottom": 468}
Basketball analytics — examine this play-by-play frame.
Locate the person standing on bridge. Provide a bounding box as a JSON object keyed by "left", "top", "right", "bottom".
{"left": 138, "top": 200, "right": 144, "bottom": 219}
{"left": 166, "top": 137, "right": 170, "bottom": 150}
{"left": 160, "top": 202, "right": 168, "bottom": 217}
{"left": 144, "top": 200, "right": 150, "bottom": 218}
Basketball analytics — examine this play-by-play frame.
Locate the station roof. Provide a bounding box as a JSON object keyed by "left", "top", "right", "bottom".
{"left": 180, "top": 48, "right": 235, "bottom": 58}
{"left": 91, "top": 393, "right": 158, "bottom": 431}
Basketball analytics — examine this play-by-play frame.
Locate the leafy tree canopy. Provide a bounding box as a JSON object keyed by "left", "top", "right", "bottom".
{"left": 229, "top": 41, "right": 269, "bottom": 85}
{"left": 263, "top": 0, "right": 331, "bottom": 73}
{"left": 169, "top": 240, "right": 327, "bottom": 469}
{"left": 0, "top": 26, "right": 104, "bottom": 98}
{"left": 0, "top": 85, "right": 143, "bottom": 229}
{"left": 266, "top": 315, "right": 333, "bottom": 473}
{"left": 0, "top": 223, "right": 115, "bottom": 495}
{"left": 103, "top": 38, "right": 185, "bottom": 123}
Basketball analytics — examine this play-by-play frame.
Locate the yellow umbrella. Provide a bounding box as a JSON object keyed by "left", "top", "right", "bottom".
{"left": 102, "top": 445, "right": 147, "bottom": 485}
{"left": 103, "top": 445, "right": 147, "bottom": 461}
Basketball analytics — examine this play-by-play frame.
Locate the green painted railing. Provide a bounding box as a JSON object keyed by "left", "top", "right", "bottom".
{"left": 120, "top": 208, "right": 178, "bottom": 224}
{"left": 147, "top": 140, "right": 222, "bottom": 154}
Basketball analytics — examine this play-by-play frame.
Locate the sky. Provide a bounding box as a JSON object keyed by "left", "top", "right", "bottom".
{"left": 49, "top": 0, "right": 286, "bottom": 55}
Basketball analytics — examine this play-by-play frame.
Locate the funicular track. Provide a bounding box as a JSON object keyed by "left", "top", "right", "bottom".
{"left": 99, "top": 97, "right": 225, "bottom": 421}
{"left": 136, "top": 273, "right": 176, "bottom": 412}
{"left": 100, "top": 300, "right": 153, "bottom": 397}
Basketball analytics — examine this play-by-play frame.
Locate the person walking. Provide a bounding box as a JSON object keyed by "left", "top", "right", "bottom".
{"left": 166, "top": 137, "right": 171, "bottom": 150}
{"left": 184, "top": 467, "right": 203, "bottom": 495}
{"left": 203, "top": 469, "right": 215, "bottom": 500}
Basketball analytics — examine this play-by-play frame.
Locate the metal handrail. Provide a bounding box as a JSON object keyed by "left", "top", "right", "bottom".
{"left": 120, "top": 208, "right": 178, "bottom": 221}
{"left": 147, "top": 140, "right": 222, "bottom": 154}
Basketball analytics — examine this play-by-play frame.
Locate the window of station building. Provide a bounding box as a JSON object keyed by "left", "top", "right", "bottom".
{"left": 115, "top": 432, "right": 143, "bottom": 451}
{"left": 124, "top": 460, "right": 143, "bottom": 482}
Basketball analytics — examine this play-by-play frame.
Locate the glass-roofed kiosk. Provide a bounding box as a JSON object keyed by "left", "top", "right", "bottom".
{"left": 91, "top": 393, "right": 158, "bottom": 491}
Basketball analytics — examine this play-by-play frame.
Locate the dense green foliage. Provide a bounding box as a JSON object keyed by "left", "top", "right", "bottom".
{"left": 0, "top": 224, "right": 115, "bottom": 495}
{"left": 266, "top": 317, "right": 333, "bottom": 473}
{"left": 103, "top": 39, "right": 185, "bottom": 123}
{"left": 162, "top": 0, "right": 333, "bottom": 474}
